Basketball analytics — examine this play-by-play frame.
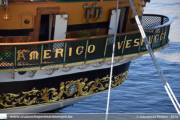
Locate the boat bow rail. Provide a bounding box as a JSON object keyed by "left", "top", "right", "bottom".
{"left": 0, "top": 14, "right": 173, "bottom": 72}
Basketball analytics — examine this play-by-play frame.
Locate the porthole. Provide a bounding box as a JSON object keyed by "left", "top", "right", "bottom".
{"left": 18, "top": 71, "right": 26, "bottom": 75}
{"left": 24, "top": 19, "right": 30, "bottom": 24}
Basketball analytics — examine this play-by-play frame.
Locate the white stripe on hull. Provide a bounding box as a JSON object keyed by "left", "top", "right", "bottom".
{"left": 0, "top": 57, "right": 139, "bottom": 83}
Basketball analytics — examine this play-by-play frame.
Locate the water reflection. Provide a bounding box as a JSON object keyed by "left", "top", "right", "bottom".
{"left": 58, "top": 0, "right": 180, "bottom": 113}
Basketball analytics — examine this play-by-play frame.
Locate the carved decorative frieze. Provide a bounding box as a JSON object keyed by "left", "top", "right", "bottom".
{"left": 93, "top": 61, "right": 107, "bottom": 67}
{"left": 0, "top": 70, "right": 129, "bottom": 109}
{"left": 62, "top": 66, "right": 74, "bottom": 72}
{"left": 46, "top": 68, "right": 58, "bottom": 75}
{"left": 78, "top": 63, "right": 92, "bottom": 70}
{"left": 29, "top": 70, "right": 37, "bottom": 77}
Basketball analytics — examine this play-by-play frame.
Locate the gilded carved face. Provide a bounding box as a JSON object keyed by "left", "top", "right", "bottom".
{"left": 76, "top": 80, "right": 80, "bottom": 83}
{"left": 60, "top": 82, "right": 64, "bottom": 87}
{"left": 95, "top": 78, "right": 99, "bottom": 82}
{"left": 84, "top": 78, "right": 88, "bottom": 82}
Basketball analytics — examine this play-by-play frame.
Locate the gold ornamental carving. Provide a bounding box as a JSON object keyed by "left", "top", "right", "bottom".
{"left": 0, "top": 70, "right": 129, "bottom": 109}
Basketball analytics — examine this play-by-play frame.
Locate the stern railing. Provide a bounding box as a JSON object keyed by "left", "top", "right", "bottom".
{"left": 0, "top": 14, "right": 173, "bottom": 71}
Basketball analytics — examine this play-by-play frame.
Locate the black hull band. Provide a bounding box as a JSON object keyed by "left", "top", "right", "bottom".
{"left": 0, "top": 62, "right": 130, "bottom": 110}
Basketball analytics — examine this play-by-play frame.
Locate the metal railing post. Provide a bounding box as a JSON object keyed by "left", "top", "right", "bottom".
{"left": 161, "top": 16, "right": 164, "bottom": 25}
{"left": 121, "top": 35, "right": 127, "bottom": 55}
{"left": 104, "top": 38, "right": 108, "bottom": 57}
{"left": 151, "top": 30, "right": 156, "bottom": 49}
{"left": 63, "top": 42, "right": 67, "bottom": 63}
{"left": 84, "top": 39, "right": 89, "bottom": 60}
{"left": 39, "top": 44, "right": 43, "bottom": 65}
{"left": 166, "top": 25, "right": 170, "bottom": 43}
{"left": 14, "top": 46, "right": 17, "bottom": 68}
{"left": 162, "top": 26, "right": 167, "bottom": 46}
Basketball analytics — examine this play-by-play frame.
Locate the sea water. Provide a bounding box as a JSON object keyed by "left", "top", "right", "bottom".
{"left": 59, "top": 0, "right": 180, "bottom": 113}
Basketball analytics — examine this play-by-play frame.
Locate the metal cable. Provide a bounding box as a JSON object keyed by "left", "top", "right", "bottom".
{"left": 105, "top": 0, "right": 119, "bottom": 119}
{"left": 129, "top": 0, "right": 180, "bottom": 114}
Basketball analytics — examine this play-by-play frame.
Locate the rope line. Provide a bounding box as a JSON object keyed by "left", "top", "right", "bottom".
{"left": 129, "top": 0, "right": 180, "bottom": 114}
{"left": 105, "top": 0, "right": 119, "bottom": 119}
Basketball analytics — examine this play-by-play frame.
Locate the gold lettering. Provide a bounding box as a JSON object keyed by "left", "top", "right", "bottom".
{"left": 164, "top": 32, "right": 166, "bottom": 39}
{"left": 76, "top": 46, "right": 84, "bottom": 55}
{"left": 160, "top": 33, "right": 164, "bottom": 41}
{"left": 29, "top": 51, "right": 39, "bottom": 60}
{"left": 117, "top": 41, "right": 123, "bottom": 49}
{"left": 17, "top": 52, "right": 26, "bottom": 61}
{"left": 55, "top": 48, "right": 63, "bottom": 58}
{"left": 134, "top": 39, "right": 139, "bottom": 47}
{"left": 43, "top": 50, "right": 51, "bottom": 59}
{"left": 148, "top": 35, "right": 153, "bottom": 44}
{"left": 154, "top": 34, "right": 159, "bottom": 42}
{"left": 125, "top": 40, "right": 132, "bottom": 48}
{"left": 69, "top": 47, "right": 72, "bottom": 56}
{"left": 88, "top": 45, "right": 95, "bottom": 53}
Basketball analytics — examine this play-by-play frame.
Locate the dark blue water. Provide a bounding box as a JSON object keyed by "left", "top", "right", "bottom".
{"left": 58, "top": 0, "right": 180, "bottom": 113}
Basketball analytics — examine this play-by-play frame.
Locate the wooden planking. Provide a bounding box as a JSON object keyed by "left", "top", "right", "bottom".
{"left": 30, "top": 7, "right": 60, "bottom": 42}
{"left": 37, "top": 7, "right": 60, "bottom": 15}
{"left": 119, "top": 1, "right": 130, "bottom": 8}
{"left": 0, "top": 36, "right": 34, "bottom": 43}
{"left": 125, "top": 6, "right": 133, "bottom": 32}
{"left": 128, "top": 23, "right": 139, "bottom": 31}
{"left": 0, "top": 25, "right": 169, "bottom": 45}
{"left": 31, "top": 14, "right": 41, "bottom": 42}
{"left": 9, "top": 0, "right": 54, "bottom": 2}
{"left": 9, "top": 0, "right": 31, "bottom": 2}
{"left": 0, "top": 14, "right": 172, "bottom": 45}
{"left": 66, "top": 28, "right": 108, "bottom": 38}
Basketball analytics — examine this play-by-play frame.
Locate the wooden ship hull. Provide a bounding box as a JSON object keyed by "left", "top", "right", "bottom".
{"left": 0, "top": 0, "right": 173, "bottom": 112}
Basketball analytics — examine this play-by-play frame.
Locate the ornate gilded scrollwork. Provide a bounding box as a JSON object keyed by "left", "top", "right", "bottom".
{"left": 46, "top": 68, "right": 59, "bottom": 75}
{"left": 0, "top": 70, "right": 129, "bottom": 109}
{"left": 131, "top": 56, "right": 140, "bottom": 60}
{"left": 106, "top": 60, "right": 115, "bottom": 65}
{"left": 62, "top": 66, "right": 74, "bottom": 72}
{"left": 114, "top": 59, "right": 122, "bottom": 64}
{"left": 119, "top": 58, "right": 131, "bottom": 64}
{"left": 29, "top": 70, "right": 37, "bottom": 78}
{"left": 93, "top": 61, "right": 107, "bottom": 67}
{"left": 106, "top": 57, "right": 140, "bottom": 66}
{"left": 78, "top": 63, "right": 92, "bottom": 70}
{"left": 11, "top": 72, "right": 15, "bottom": 79}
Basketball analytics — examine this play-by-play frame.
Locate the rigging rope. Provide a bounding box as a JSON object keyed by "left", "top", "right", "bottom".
{"left": 105, "top": 0, "right": 119, "bottom": 119}
{"left": 129, "top": 0, "right": 180, "bottom": 114}
{"left": 106, "top": 0, "right": 180, "bottom": 118}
